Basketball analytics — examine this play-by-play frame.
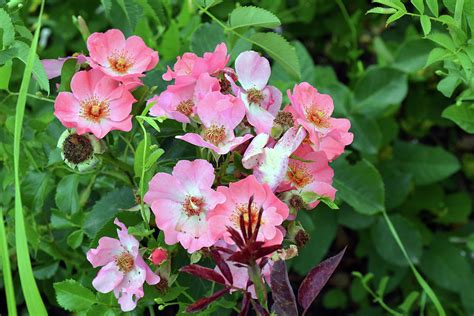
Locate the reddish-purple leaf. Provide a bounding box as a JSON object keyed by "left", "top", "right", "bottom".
{"left": 298, "top": 247, "right": 346, "bottom": 314}
{"left": 239, "top": 292, "right": 251, "bottom": 316}
{"left": 211, "top": 249, "right": 234, "bottom": 284}
{"left": 186, "top": 288, "right": 229, "bottom": 313}
{"left": 227, "top": 226, "right": 245, "bottom": 249}
{"left": 180, "top": 264, "right": 226, "bottom": 285}
{"left": 253, "top": 244, "right": 281, "bottom": 260}
{"left": 270, "top": 260, "right": 298, "bottom": 316}
{"left": 247, "top": 196, "right": 254, "bottom": 239}
{"left": 253, "top": 301, "right": 270, "bottom": 316}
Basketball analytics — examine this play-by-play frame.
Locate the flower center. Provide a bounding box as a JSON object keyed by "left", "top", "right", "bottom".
{"left": 247, "top": 88, "right": 264, "bottom": 105}
{"left": 115, "top": 252, "right": 134, "bottom": 273}
{"left": 80, "top": 96, "right": 110, "bottom": 123}
{"left": 287, "top": 163, "right": 313, "bottom": 188}
{"left": 182, "top": 196, "right": 204, "bottom": 217}
{"left": 274, "top": 111, "right": 294, "bottom": 128}
{"left": 203, "top": 124, "right": 226, "bottom": 145}
{"left": 231, "top": 202, "right": 262, "bottom": 231}
{"left": 305, "top": 106, "right": 330, "bottom": 129}
{"left": 108, "top": 50, "right": 134, "bottom": 74}
{"left": 176, "top": 99, "right": 194, "bottom": 117}
{"left": 212, "top": 70, "right": 234, "bottom": 95}
{"left": 63, "top": 134, "right": 93, "bottom": 164}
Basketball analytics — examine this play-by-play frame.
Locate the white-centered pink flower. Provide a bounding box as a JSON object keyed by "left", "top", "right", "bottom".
{"left": 144, "top": 160, "right": 226, "bottom": 253}
{"left": 148, "top": 73, "right": 220, "bottom": 123}
{"left": 87, "top": 218, "right": 160, "bottom": 312}
{"left": 242, "top": 127, "right": 307, "bottom": 190}
{"left": 87, "top": 29, "right": 158, "bottom": 80}
{"left": 207, "top": 175, "right": 289, "bottom": 246}
{"left": 286, "top": 82, "right": 353, "bottom": 160}
{"left": 278, "top": 147, "right": 336, "bottom": 209}
{"left": 54, "top": 69, "right": 135, "bottom": 138}
{"left": 176, "top": 91, "right": 253, "bottom": 155}
{"left": 235, "top": 51, "right": 282, "bottom": 134}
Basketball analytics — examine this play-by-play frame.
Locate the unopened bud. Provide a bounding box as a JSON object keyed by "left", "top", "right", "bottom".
{"left": 150, "top": 247, "right": 168, "bottom": 266}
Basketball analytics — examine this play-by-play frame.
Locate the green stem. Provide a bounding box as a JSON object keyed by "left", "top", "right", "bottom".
{"left": 138, "top": 119, "right": 150, "bottom": 223}
{"left": 13, "top": 0, "right": 48, "bottom": 314}
{"left": 382, "top": 211, "right": 446, "bottom": 316}
{"left": 335, "top": 0, "right": 358, "bottom": 49}
{"left": 0, "top": 208, "right": 17, "bottom": 316}
{"left": 8, "top": 90, "right": 55, "bottom": 103}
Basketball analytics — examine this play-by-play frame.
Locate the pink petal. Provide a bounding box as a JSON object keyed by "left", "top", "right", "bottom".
{"left": 54, "top": 92, "right": 80, "bottom": 126}
{"left": 92, "top": 261, "right": 124, "bottom": 293}
{"left": 246, "top": 103, "right": 275, "bottom": 134}
{"left": 107, "top": 89, "right": 135, "bottom": 121}
{"left": 172, "top": 159, "right": 216, "bottom": 190}
{"left": 114, "top": 218, "right": 139, "bottom": 256}
{"left": 144, "top": 173, "right": 187, "bottom": 204}
{"left": 235, "top": 51, "right": 271, "bottom": 90}
{"left": 87, "top": 237, "right": 123, "bottom": 268}
{"left": 242, "top": 133, "right": 269, "bottom": 169}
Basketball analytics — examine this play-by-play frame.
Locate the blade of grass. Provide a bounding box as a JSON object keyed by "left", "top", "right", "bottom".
{"left": 382, "top": 211, "right": 446, "bottom": 316}
{"left": 0, "top": 208, "right": 17, "bottom": 316}
{"left": 13, "top": 0, "right": 48, "bottom": 315}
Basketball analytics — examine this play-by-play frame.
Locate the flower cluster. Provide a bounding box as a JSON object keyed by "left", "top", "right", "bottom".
{"left": 51, "top": 29, "right": 352, "bottom": 313}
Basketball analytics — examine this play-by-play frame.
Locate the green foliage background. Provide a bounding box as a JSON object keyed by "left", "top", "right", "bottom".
{"left": 0, "top": 0, "right": 473, "bottom": 315}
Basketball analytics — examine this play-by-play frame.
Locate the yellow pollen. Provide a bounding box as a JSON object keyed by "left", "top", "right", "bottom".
{"left": 287, "top": 164, "right": 313, "bottom": 188}
{"left": 115, "top": 252, "right": 134, "bottom": 273}
{"left": 203, "top": 124, "right": 226, "bottom": 145}
{"left": 176, "top": 100, "right": 194, "bottom": 116}
{"left": 80, "top": 96, "right": 109, "bottom": 123}
{"left": 108, "top": 50, "right": 133, "bottom": 74}
{"left": 231, "top": 202, "right": 262, "bottom": 231}
{"left": 305, "top": 106, "right": 330, "bottom": 128}
{"left": 247, "top": 88, "right": 264, "bottom": 105}
{"left": 183, "top": 196, "right": 204, "bottom": 217}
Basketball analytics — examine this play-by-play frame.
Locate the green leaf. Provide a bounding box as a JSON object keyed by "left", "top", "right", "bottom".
{"left": 12, "top": 41, "right": 50, "bottom": 93}
{"left": 66, "top": 229, "right": 84, "bottom": 249}
{"left": 55, "top": 174, "right": 80, "bottom": 214}
{"left": 300, "top": 191, "right": 339, "bottom": 209}
{"left": 145, "top": 147, "right": 165, "bottom": 169}
{"left": 353, "top": 67, "right": 407, "bottom": 117}
{"left": 229, "top": 6, "right": 281, "bottom": 30}
{"left": 250, "top": 32, "right": 301, "bottom": 80}
{"left": 420, "top": 15, "right": 432, "bottom": 35}
{"left": 393, "top": 39, "right": 435, "bottom": 73}
{"left": 348, "top": 114, "right": 382, "bottom": 155}
{"left": 0, "top": 207, "right": 16, "bottom": 315}
{"left": 371, "top": 215, "right": 423, "bottom": 266}
{"left": 442, "top": 103, "right": 474, "bottom": 133}
{"left": 366, "top": 7, "right": 397, "bottom": 14}
{"left": 83, "top": 187, "right": 135, "bottom": 238}
{"left": 379, "top": 162, "right": 412, "bottom": 210}
{"left": 0, "top": 8, "right": 15, "bottom": 49}
{"left": 0, "top": 60, "right": 12, "bottom": 90}
{"left": 373, "top": 0, "right": 406, "bottom": 11}
{"left": 426, "top": 47, "right": 450, "bottom": 66}
{"left": 12, "top": 2, "right": 48, "bottom": 314}
{"left": 411, "top": 0, "right": 424, "bottom": 14}
{"left": 190, "top": 22, "right": 225, "bottom": 56}
{"left": 116, "top": 0, "right": 144, "bottom": 33}
{"left": 332, "top": 159, "right": 385, "bottom": 215}
{"left": 392, "top": 141, "right": 460, "bottom": 185}
{"left": 426, "top": 0, "right": 439, "bottom": 17}
{"left": 420, "top": 237, "right": 472, "bottom": 292}
{"left": 59, "top": 58, "right": 77, "bottom": 92}
{"left": 438, "top": 192, "right": 472, "bottom": 224}
{"left": 386, "top": 10, "right": 406, "bottom": 25}
{"left": 427, "top": 33, "right": 456, "bottom": 51}
{"left": 54, "top": 280, "right": 98, "bottom": 312}
{"left": 160, "top": 21, "right": 180, "bottom": 61}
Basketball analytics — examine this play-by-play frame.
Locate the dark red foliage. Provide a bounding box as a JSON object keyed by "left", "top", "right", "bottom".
{"left": 270, "top": 260, "right": 298, "bottom": 316}
{"left": 298, "top": 247, "right": 347, "bottom": 315}
{"left": 180, "top": 264, "right": 226, "bottom": 285}
{"left": 185, "top": 288, "right": 230, "bottom": 313}
{"left": 210, "top": 249, "right": 233, "bottom": 284}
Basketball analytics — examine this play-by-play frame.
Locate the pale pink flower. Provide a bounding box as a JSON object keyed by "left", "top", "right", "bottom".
{"left": 242, "top": 127, "right": 307, "bottom": 190}
{"left": 144, "top": 160, "right": 226, "bottom": 253}
{"left": 278, "top": 147, "right": 336, "bottom": 209}
{"left": 235, "top": 51, "right": 282, "bottom": 134}
{"left": 150, "top": 248, "right": 168, "bottom": 266}
{"left": 286, "top": 82, "right": 353, "bottom": 160}
{"left": 87, "top": 218, "right": 160, "bottom": 312}
{"left": 54, "top": 69, "right": 135, "bottom": 138}
{"left": 41, "top": 54, "right": 87, "bottom": 79}
{"left": 207, "top": 175, "right": 289, "bottom": 246}
{"left": 176, "top": 91, "right": 253, "bottom": 155}
{"left": 87, "top": 29, "right": 158, "bottom": 80}
{"left": 163, "top": 43, "right": 229, "bottom": 82}
{"left": 148, "top": 73, "right": 220, "bottom": 123}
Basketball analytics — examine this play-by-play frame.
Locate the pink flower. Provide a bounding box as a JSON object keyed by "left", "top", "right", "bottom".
{"left": 150, "top": 248, "right": 168, "bottom": 266}
{"left": 144, "top": 160, "right": 226, "bottom": 253}
{"left": 54, "top": 69, "right": 135, "bottom": 138}
{"left": 87, "top": 29, "right": 158, "bottom": 80}
{"left": 242, "top": 127, "right": 307, "bottom": 190}
{"left": 235, "top": 51, "right": 282, "bottom": 134}
{"left": 207, "top": 175, "right": 289, "bottom": 246}
{"left": 87, "top": 218, "right": 160, "bottom": 312}
{"left": 176, "top": 91, "right": 253, "bottom": 155}
{"left": 41, "top": 54, "right": 87, "bottom": 79}
{"left": 278, "top": 148, "right": 336, "bottom": 209}
{"left": 163, "top": 43, "right": 229, "bottom": 82}
{"left": 148, "top": 73, "right": 220, "bottom": 123}
{"left": 286, "top": 82, "right": 353, "bottom": 160}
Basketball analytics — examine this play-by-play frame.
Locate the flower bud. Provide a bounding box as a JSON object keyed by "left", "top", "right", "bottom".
{"left": 150, "top": 247, "right": 168, "bottom": 266}
{"left": 57, "top": 129, "right": 105, "bottom": 172}
{"left": 288, "top": 221, "right": 310, "bottom": 249}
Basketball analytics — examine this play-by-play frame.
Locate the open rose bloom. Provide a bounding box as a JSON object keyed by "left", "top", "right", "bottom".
{"left": 87, "top": 219, "right": 160, "bottom": 312}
